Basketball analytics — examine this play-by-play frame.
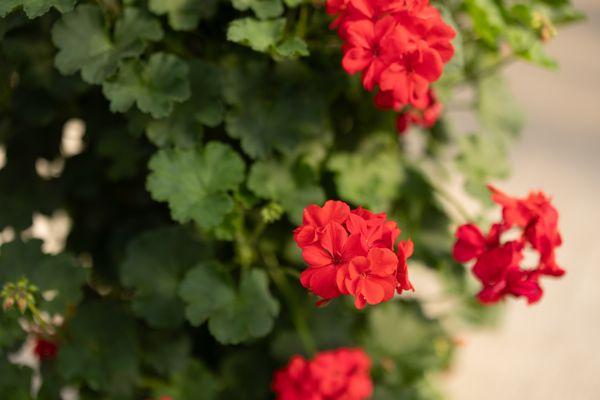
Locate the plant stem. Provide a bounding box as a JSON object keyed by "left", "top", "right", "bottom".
{"left": 263, "top": 252, "right": 316, "bottom": 356}
{"left": 431, "top": 181, "right": 473, "bottom": 224}
{"left": 296, "top": 5, "right": 309, "bottom": 38}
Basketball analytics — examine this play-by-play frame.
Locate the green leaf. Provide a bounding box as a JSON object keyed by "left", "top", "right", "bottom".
{"left": 52, "top": 5, "right": 163, "bottom": 84}
{"left": 223, "top": 60, "right": 332, "bottom": 158}
{"left": 102, "top": 52, "right": 190, "bottom": 118}
{"left": 364, "top": 302, "right": 451, "bottom": 374}
{"left": 477, "top": 74, "right": 524, "bottom": 138}
{"left": 274, "top": 37, "right": 310, "bottom": 59}
{"left": 0, "top": 0, "right": 75, "bottom": 19}
{"left": 0, "top": 313, "right": 25, "bottom": 351}
{"left": 142, "top": 332, "right": 192, "bottom": 378}
{"left": 456, "top": 134, "right": 510, "bottom": 201}
{"left": 328, "top": 134, "right": 405, "bottom": 212}
{"left": 227, "top": 18, "right": 286, "bottom": 52}
{"left": 120, "top": 227, "right": 207, "bottom": 328}
{"left": 208, "top": 269, "right": 279, "bottom": 344}
{"left": 147, "top": 141, "right": 246, "bottom": 230}
{"left": 0, "top": 239, "right": 87, "bottom": 315}
{"left": 219, "top": 350, "right": 273, "bottom": 400}
{"left": 0, "top": 358, "right": 31, "bottom": 399}
{"left": 148, "top": 0, "right": 219, "bottom": 31}
{"left": 153, "top": 360, "right": 219, "bottom": 400}
{"left": 146, "top": 60, "right": 224, "bottom": 148}
{"left": 465, "top": 0, "right": 505, "bottom": 46}
{"left": 57, "top": 301, "right": 140, "bottom": 399}
{"left": 178, "top": 262, "right": 235, "bottom": 326}
{"left": 505, "top": 27, "right": 558, "bottom": 68}
{"left": 231, "top": 0, "right": 284, "bottom": 20}
{"left": 247, "top": 159, "right": 324, "bottom": 224}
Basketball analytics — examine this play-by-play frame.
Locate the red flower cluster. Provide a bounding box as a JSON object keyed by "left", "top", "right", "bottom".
{"left": 452, "top": 185, "right": 564, "bottom": 304}
{"left": 294, "top": 200, "right": 413, "bottom": 309}
{"left": 34, "top": 338, "right": 58, "bottom": 360}
{"left": 272, "top": 348, "right": 372, "bottom": 400}
{"left": 326, "top": 0, "right": 455, "bottom": 133}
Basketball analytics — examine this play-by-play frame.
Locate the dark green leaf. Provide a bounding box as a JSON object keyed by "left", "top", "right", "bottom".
{"left": 148, "top": 0, "right": 219, "bottom": 31}
{"left": 0, "top": 0, "right": 75, "bottom": 19}
{"left": 120, "top": 227, "right": 206, "bottom": 328}
{"left": 178, "top": 262, "right": 235, "bottom": 326}
{"left": 57, "top": 301, "right": 139, "bottom": 399}
{"left": 0, "top": 239, "right": 87, "bottom": 315}
{"left": 231, "top": 0, "right": 284, "bottom": 20}
{"left": 153, "top": 360, "right": 218, "bottom": 400}
{"left": 52, "top": 6, "right": 163, "bottom": 84}
{"left": 102, "top": 53, "right": 190, "bottom": 118}
{"left": 146, "top": 60, "right": 224, "bottom": 148}
{"left": 208, "top": 269, "right": 279, "bottom": 344}
{"left": 247, "top": 159, "right": 324, "bottom": 224}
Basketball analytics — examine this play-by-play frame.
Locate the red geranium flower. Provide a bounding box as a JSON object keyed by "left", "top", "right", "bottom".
{"left": 344, "top": 247, "right": 398, "bottom": 309}
{"left": 452, "top": 186, "right": 564, "bottom": 305}
{"left": 394, "top": 89, "right": 443, "bottom": 134}
{"left": 295, "top": 201, "right": 414, "bottom": 308}
{"left": 326, "top": 0, "right": 455, "bottom": 134}
{"left": 272, "top": 348, "right": 373, "bottom": 400}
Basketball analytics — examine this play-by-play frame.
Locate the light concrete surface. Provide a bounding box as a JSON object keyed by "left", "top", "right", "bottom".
{"left": 444, "top": 1, "right": 600, "bottom": 399}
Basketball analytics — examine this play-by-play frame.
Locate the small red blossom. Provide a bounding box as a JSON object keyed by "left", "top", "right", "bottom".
{"left": 272, "top": 348, "right": 373, "bottom": 400}
{"left": 326, "top": 0, "right": 455, "bottom": 134}
{"left": 452, "top": 186, "right": 564, "bottom": 305}
{"left": 34, "top": 338, "right": 58, "bottom": 360}
{"left": 295, "top": 201, "right": 413, "bottom": 308}
{"left": 393, "top": 89, "right": 443, "bottom": 134}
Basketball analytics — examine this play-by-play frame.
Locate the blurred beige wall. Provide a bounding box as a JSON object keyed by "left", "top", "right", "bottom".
{"left": 445, "top": 0, "right": 600, "bottom": 399}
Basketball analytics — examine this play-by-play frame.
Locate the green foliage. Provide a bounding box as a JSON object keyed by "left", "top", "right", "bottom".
{"left": 0, "top": 0, "right": 75, "bottom": 19}
{"left": 328, "top": 134, "right": 404, "bottom": 212}
{"left": 147, "top": 141, "right": 246, "bottom": 230}
{"left": 57, "top": 301, "right": 140, "bottom": 399}
{"left": 0, "top": 239, "right": 86, "bottom": 315}
{"left": 148, "top": 0, "right": 219, "bottom": 31}
{"left": 0, "top": 0, "right": 581, "bottom": 397}
{"left": 227, "top": 18, "right": 286, "bottom": 52}
{"left": 120, "top": 226, "right": 207, "bottom": 328}
{"left": 102, "top": 52, "right": 190, "bottom": 117}
{"left": 179, "top": 262, "right": 235, "bottom": 326}
{"left": 181, "top": 267, "right": 280, "bottom": 344}
{"left": 52, "top": 5, "right": 163, "bottom": 84}
{"left": 247, "top": 159, "right": 325, "bottom": 224}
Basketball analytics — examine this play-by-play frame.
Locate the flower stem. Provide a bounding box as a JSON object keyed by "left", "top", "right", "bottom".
{"left": 264, "top": 252, "right": 316, "bottom": 356}
{"left": 431, "top": 181, "right": 473, "bottom": 224}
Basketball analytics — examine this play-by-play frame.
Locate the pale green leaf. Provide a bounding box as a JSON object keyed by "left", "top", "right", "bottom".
{"left": 227, "top": 18, "right": 285, "bottom": 52}
{"left": 328, "top": 134, "right": 405, "bottom": 212}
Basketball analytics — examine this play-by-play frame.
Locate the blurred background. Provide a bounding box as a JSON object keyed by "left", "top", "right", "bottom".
{"left": 444, "top": 0, "right": 600, "bottom": 398}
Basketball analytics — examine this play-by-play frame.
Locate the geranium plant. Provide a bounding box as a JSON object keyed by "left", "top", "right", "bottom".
{"left": 0, "top": 0, "right": 580, "bottom": 398}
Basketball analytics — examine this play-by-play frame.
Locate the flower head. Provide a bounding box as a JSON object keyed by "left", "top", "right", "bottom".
{"left": 452, "top": 186, "right": 564, "bottom": 305}
{"left": 272, "top": 348, "right": 373, "bottom": 400}
{"left": 327, "top": 0, "right": 455, "bottom": 134}
{"left": 295, "top": 201, "right": 413, "bottom": 308}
